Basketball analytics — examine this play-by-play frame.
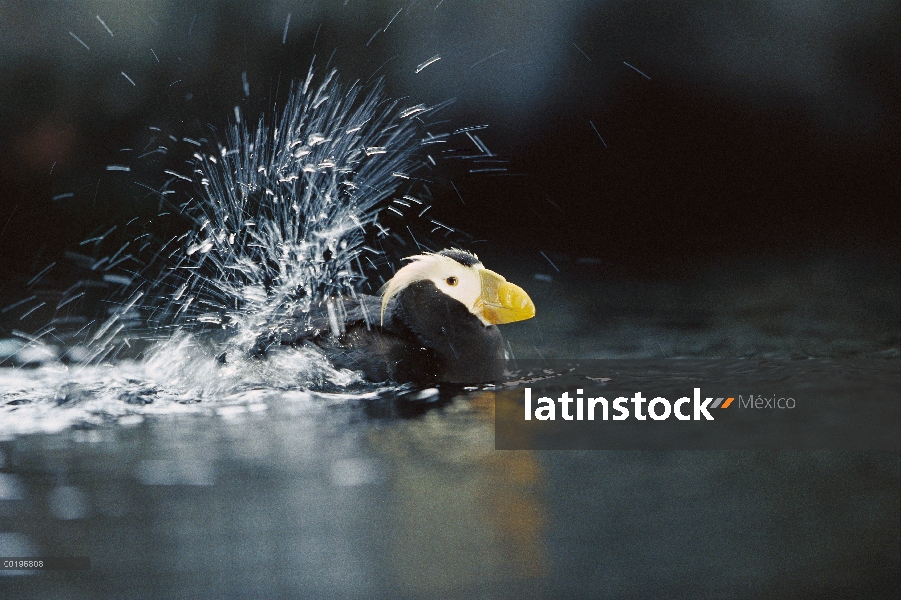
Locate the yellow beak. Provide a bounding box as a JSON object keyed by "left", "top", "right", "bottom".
{"left": 478, "top": 269, "right": 536, "bottom": 325}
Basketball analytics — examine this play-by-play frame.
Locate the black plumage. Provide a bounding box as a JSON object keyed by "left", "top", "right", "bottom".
{"left": 252, "top": 249, "right": 534, "bottom": 385}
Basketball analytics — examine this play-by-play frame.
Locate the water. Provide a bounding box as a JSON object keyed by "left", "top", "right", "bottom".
{"left": 0, "top": 46, "right": 898, "bottom": 598}
{"left": 1, "top": 253, "right": 899, "bottom": 596}
{"left": 34, "top": 67, "right": 460, "bottom": 369}
{"left": 0, "top": 376, "right": 898, "bottom": 598}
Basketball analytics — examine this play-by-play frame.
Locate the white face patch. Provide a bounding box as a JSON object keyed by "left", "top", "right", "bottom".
{"left": 380, "top": 253, "right": 490, "bottom": 326}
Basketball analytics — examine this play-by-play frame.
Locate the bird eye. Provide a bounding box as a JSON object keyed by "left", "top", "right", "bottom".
{"left": 446, "top": 276, "right": 458, "bottom": 286}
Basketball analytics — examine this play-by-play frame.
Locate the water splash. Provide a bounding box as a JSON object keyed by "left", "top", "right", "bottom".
{"left": 91, "top": 67, "right": 444, "bottom": 372}
{"left": 0, "top": 348, "right": 386, "bottom": 439}
{"left": 1, "top": 68, "right": 454, "bottom": 435}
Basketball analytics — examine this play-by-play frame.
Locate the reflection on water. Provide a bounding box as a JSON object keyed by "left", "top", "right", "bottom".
{"left": 0, "top": 375, "right": 897, "bottom": 598}
{"left": 0, "top": 388, "right": 549, "bottom": 598}
{"left": 369, "top": 391, "right": 545, "bottom": 595}
{"left": 2, "top": 253, "right": 901, "bottom": 596}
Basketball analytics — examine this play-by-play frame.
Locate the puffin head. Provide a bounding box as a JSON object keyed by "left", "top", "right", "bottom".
{"left": 380, "top": 249, "right": 536, "bottom": 327}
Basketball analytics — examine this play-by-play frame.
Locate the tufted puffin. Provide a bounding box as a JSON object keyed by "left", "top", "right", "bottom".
{"left": 253, "top": 249, "right": 535, "bottom": 384}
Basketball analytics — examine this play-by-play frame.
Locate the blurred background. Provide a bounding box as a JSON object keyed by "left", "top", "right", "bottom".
{"left": 0, "top": 0, "right": 897, "bottom": 275}
{"left": 0, "top": 0, "right": 898, "bottom": 356}
{"left": 0, "top": 4, "right": 898, "bottom": 598}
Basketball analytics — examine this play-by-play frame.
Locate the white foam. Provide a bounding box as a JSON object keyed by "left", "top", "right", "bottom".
{"left": 0, "top": 332, "right": 377, "bottom": 439}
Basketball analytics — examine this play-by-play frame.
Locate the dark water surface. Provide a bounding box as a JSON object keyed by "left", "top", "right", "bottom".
{"left": 1, "top": 255, "right": 899, "bottom": 598}
{"left": 1, "top": 376, "right": 899, "bottom": 599}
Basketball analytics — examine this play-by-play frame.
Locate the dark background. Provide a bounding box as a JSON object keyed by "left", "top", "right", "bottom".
{"left": 0, "top": 0, "right": 898, "bottom": 284}
{"left": 0, "top": 6, "right": 898, "bottom": 598}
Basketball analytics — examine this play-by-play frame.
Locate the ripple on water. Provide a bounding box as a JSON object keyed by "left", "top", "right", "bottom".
{"left": 0, "top": 332, "right": 391, "bottom": 439}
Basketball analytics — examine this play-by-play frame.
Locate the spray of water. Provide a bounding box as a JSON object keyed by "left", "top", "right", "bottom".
{"left": 0, "top": 68, "right": 460, "bottom": 435}
{"left": 90, "top": 67, "right": 448, "bottom": 372}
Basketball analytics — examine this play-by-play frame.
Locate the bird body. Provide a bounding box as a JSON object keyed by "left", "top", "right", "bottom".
{"left": 254, "top": 249, "right": 535, "bottom": 385}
